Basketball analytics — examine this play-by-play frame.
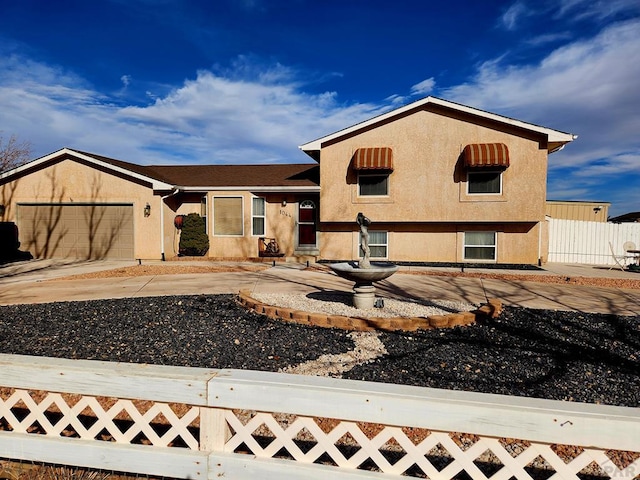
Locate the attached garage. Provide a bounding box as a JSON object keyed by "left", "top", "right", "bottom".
{"left": 17, "top": 203, "right": 134, "bottom": 260}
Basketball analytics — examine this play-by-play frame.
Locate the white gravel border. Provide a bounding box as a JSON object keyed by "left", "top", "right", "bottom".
{"left": 252, "top": 292, "right": 476, "bottom": 318}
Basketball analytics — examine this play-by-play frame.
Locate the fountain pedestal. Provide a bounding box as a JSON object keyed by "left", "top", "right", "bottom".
{"left": 353, "top": 282, "right": 376, "bottom": 309}
{"left": 330, "top": 262, "right": 399, "bottom": 309}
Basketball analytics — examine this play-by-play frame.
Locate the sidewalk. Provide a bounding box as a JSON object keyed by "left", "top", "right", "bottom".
{"left": 1, "top": 259, "right": 638, "bottom": 315}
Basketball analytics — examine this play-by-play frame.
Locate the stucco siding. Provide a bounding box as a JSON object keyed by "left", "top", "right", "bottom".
{"left": 319, "top": 222, "right": 541, "bottom": 264}
{"left": 319, "top": 108, "right": 547, "bottom": 224}
{"left": 1, "top": 157, "right": 160, "bottom": 259}
{"left": 200, "top": 192, "right": 306, "bottom": 258}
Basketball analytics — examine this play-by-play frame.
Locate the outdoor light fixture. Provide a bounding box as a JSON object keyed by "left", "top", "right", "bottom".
{"left": 144, "top": 203, "right": 151, "bottom": 217}
{"left": 282, "top": 199, "right": 287, "bottom": 207}
{"left": 593, "top": 205, "right": 603, "bottom": 213}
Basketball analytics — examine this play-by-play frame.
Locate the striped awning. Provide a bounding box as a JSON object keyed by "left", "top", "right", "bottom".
{"left": 353, "top": 147, "right": 393, "bottom": 171}
{"left": 463, "top": 143, "right": 510, "bottom": 168}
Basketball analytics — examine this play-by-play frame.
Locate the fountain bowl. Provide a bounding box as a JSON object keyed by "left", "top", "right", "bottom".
{"left": 329, "top": 261, "right": 399, "bottom": 283}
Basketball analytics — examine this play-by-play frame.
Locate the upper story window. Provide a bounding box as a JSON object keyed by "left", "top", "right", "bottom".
{"left": 353, "top": 147, "right": 393, "bottom": 197}
{"left": 463, "top": 143, "right": 508, "bottom": 196}
{"left": 358, "top": 173, "right": 389, "bottom": 196}
{"left": 467, "top": 171, "right": 502, "bottom": 194}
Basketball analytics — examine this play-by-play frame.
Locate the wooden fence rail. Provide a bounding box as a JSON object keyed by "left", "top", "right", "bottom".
{"left": 1, "top": 353, "right": 639, "bottom": 479}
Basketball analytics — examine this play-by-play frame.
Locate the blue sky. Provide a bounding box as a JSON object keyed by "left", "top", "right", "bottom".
{"left": 0, "top": 0, "right": 638, "bottom": 216}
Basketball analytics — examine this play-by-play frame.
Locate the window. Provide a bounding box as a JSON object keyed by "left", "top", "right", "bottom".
{"left": 464, "top": 231, "right": 496, "bottom": 261}
{"left": 358, "top": 173, "right": 389, "bottom": 196}
{"left": 252, "top": 197, "right": 265, "bottom": 236}
{"left": 201, "top": 196, "right": 208, "bottom": 233}
{"left": 360, "top": 231, "right": 388, "bottom": 259}
{"left": 213, "top": 197, "right": 243, "bottom": 236}
{"left": 467, "top": 171, "right": 502, "bottom": 194}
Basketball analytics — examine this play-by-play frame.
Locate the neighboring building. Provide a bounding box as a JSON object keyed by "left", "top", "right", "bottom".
{"left": 0, "top": 96, "right": 576, "bottom": 265}
{"left": 609, "top": 211, "right": 640, "bottom": 223}
{"left": 546, "top": 200, "right": 610, "bottom": 223}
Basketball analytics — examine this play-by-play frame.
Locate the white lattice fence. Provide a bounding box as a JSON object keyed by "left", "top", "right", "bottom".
{"left": 1, "top": 353, "right": 639, "bottom": 480}
{"left": 221, "top": 410, "right": 640, "bottom": 479}
{"left": 0, "top": 390, "right": 199, "bottom": 448}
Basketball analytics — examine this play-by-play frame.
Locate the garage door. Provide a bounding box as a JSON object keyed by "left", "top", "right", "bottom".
{"left": 17, "top": 204, "right": 134, "bottom": 259}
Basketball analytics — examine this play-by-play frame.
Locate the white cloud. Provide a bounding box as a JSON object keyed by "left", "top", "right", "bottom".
{"left": 410, "top": 77, "right": 436, "bottom": 96}
{"left": 555, "top": 0, "right": 640, "bottom": 21}
{"left": 441, "top": 19, "right": 640, "bottom": 168}
{"left": 441, "top": 17, "right": 640, "bottom": 214}
{"left": 525, "top": 32, "right": 573, "bottom": 46}
{"left": 500, "top": 1, "right": 531, "bottom": 30}
{"left": 0, "top": 54, "right": 387, "bottom": 165}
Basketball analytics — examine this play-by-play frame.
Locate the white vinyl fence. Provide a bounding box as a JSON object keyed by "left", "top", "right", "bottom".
{"left": 1, "top": 354, "right": 639, "bottom": 480}
{"left": 547, "top": 218, "right": 640, "bottom": 265}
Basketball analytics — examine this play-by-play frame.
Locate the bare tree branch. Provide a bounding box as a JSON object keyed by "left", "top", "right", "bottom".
{"left": 0, "top": 133, "right": 32, "bottom": 173}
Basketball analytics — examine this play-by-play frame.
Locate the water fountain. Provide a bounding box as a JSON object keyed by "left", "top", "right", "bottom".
{"left": 330, "top": 213, "right": 399, "bottom": 309}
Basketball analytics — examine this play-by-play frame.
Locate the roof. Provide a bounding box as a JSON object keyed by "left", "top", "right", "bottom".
{"left": 1, "top": 148, "right": 319, "bottom": 192}
{"left": 0, "top": 148, "right": 174, "bottom": 191}
{"left": 299, "top": 96, "right": 577, "bottom": 159}
{"left": 608, "top": 211, "right": 640, "bottom": 223}
{"left": 143, "top": 164, "right": 319, "bottom": 189}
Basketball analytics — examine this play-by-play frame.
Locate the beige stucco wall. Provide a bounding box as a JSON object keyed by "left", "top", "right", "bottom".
{"left": 319, "top": 222, "right": 542, "bottom": 264}
{"left": 190, "top": 191, "right": 309, "bottom": 259}
{"left": 316, "top": 107, "right": 549, "bottom": 264}
{"left": 1, "top": 156, "right": 317, "bottom": 261}
{"left": 0, "top": 158, "right": 161, "bottom": 259}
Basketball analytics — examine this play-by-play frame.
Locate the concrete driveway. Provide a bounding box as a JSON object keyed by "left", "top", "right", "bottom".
{"left": 1, "top": 259, "right": 638, "bottom": 315}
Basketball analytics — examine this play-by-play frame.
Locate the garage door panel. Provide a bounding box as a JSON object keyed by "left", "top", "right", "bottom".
{"left": 18, "top": 204, "right": 134, "bottom": 260}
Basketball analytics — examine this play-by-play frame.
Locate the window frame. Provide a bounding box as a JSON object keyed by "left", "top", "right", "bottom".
{"left": 251, "top": 196, "right": 266, "bottom": 237}
{"left": 466, "top": 170, "right": 503, "bottom": 195}
{"left": 463, "top": 231, "right": 497, "bottom": 262}
{"left": 201, "top": 195, "right": 208, "bottom": 234}
{"left": 212, "top": 196, "right": 244, "bottom": 237}
{"left": 359, "top": 230, "right": 389, "bottom": 259}
{"left": 357, "top": 172, "right": 390, "bottom": 197}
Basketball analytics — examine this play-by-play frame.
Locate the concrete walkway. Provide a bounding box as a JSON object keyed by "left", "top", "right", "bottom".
{"left": 0, "top": 259, "right": 638, "bottom": 315}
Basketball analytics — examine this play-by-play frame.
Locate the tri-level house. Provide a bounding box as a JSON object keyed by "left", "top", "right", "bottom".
{"left": 0, "top": 96, "right": 575, "bottom": 265}
{"left": 300, "top": 97, "right": 575, "bottom": 265}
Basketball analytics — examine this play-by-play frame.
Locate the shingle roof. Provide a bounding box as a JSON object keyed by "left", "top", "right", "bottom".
{"left": 146, "top": 164, "right": 319, "bottom": 187}
{"left": 73, "top": 150, "right": 319, "bottom": 188}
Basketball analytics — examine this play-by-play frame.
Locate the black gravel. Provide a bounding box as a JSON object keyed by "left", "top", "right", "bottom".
{"left": 1, "top": 294, "right": 638, "bottom": 407}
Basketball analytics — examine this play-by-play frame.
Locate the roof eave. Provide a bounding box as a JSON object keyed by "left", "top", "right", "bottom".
{"left": 179, "top": 185, "right": 321, "bottom": 192}
{"left": 298, "top": 96, "right": 577, "bottom": 155}
{"left": 0, "top": 147, "right": 175, "bottom": 190}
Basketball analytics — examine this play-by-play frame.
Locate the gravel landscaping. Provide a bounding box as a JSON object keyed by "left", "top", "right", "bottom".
{"left": 1, "top": 293, "right": 638, "bottom": 407}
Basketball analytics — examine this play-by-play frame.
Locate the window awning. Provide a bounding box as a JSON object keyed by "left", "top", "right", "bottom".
{"left": 353, "top": 147, "right": 394, "bottom": 171}
{"left": 463, "top": 143, "right": 510, "bottom": 168}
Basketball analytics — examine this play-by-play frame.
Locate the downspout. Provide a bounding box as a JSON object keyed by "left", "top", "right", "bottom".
{"left": 160, "top": 188, "right": 180, "bottom": 261}
{"left": 538, "top": 220, "right": 542, "bottom": 266}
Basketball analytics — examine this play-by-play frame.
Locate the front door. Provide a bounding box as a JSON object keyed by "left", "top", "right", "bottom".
{"left": 297, "top": 200, "right": 317, "bottom": 248}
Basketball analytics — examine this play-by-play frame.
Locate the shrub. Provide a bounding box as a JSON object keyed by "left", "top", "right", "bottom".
{"left": 178, "top": 213, "right": 209, "bottom": 256}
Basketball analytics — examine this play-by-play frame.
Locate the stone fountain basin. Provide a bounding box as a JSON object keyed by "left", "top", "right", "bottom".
{"left": 329, "top": 262, "right": 399, "bottom": 283}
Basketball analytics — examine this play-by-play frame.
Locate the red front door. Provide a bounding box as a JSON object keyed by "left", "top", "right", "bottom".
{"left": 298, "top": 200, "right": 317, "bottom": 247}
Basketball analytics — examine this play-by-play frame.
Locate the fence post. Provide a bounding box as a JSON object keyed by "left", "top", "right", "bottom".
{"left": 199, "top": 407, "right": 231, "bottom": 452}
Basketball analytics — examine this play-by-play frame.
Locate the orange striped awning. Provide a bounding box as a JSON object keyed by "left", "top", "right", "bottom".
{"left": 463, "top": 143, "right": 510, "bottom": 168}
{"left": 353, "top": 147, "right": 394, "bottom": 171}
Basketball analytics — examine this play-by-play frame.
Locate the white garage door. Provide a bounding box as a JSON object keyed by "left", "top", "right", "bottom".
{"left": 17, "top": 204, "right": 134, "bottom": 260}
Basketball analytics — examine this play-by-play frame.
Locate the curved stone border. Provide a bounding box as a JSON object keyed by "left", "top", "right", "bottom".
{"left": 237, "top": 290, "right": 502, "bottom": 332}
